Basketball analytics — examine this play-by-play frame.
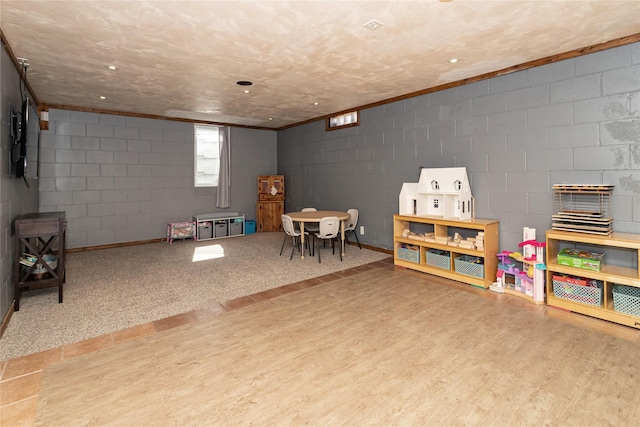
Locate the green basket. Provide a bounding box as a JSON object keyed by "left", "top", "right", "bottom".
{"left": 552, "top": 278, "right": 602, "bottom": 306}
{"left": 397, "top": 247, "right": 419, "bottom": 263}
{"left": 454, "top": 255, "right": 484, "bottom": 279}
{"left": 427, "top": 249, "right": 450, "bottom": 270}
{"left": 612, "top": 285, "right": 640, "bottom": 316}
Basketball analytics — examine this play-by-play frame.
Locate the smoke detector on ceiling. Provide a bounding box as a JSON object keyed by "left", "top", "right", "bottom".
{"left": 363, "top": 19, "right": 384, "bottom": 30}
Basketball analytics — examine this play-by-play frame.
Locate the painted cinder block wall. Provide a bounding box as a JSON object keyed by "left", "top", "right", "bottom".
{"left": 277, "top": 42, "right": 640, "bottom": 253}
{"left": 0, "top": 47, "right": 40, "bottom": 322}
{"left": 38, "top": 111, "right": 278, "bottom": 249}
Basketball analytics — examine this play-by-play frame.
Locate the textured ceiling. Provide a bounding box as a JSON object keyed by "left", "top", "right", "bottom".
{"left": 1, "top": 0, "right": 640, "bottom": 129}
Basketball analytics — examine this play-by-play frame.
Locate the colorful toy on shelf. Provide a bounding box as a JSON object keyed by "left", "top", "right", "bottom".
{"left": 490, "top": 227, "right": 546, "bottom": 304}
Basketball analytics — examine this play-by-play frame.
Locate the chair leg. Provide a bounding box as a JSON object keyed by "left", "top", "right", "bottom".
{"left": 279, "top": 233, "right": 287, "bottom": 256}
{"left": 290, "top": 236, "right": 297, "bottom": 260}
{"left": 353, "top": 230, "right": 362, "bottom": 249}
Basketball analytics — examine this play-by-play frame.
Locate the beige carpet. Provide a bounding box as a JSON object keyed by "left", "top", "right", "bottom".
{"left": 1, "top": 232, "right": 389, "bottom": 361}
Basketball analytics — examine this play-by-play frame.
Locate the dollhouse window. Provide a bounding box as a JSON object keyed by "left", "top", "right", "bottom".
{"left": 431, "top": 180, "right": 439, "bottom": 190}
{"left": 454, "top": 180, "right": 462, "bottom": 191}
{"left": 434, "top": 199, "right": 439, "bottom": 208}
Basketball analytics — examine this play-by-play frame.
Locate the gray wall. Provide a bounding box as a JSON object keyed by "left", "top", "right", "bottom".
{"left": 2, "top": 39, "right": 639, "bottom": 328}
{"left": 38, "top": 110, "right": 277, "bottom": 248}
{"left": 1, "top": 47, "right": 40, "bottom": 321}
{"left": 278, "top": 42, "right": 640, "bottom": 252}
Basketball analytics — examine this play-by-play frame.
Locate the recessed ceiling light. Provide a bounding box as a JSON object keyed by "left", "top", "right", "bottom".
{"left": 237, "top": 80, "right": 253, "bottom": 86}
{"left": 313, "top": 102, "right": 319, "bottom": 106}
{"left": 106, "top": 65, "right": 118, "bottom": 71}
{"left": 99, "top": 96, "right": 106, "bottom": 100}
{"left": 449, "top": 58, "right": 459, "bottom": 63}
{"left": 268, "top": 117, "right": 273, "bottom": 121}
{"left": 243, "top": 89, "right": 251, "bottom": 94}
{"left": 363, "top": 19, "right": 384, "bottom": 30}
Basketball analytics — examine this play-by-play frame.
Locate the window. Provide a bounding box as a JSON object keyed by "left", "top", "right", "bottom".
{"left": 326, "top": 110, "right": 359, "bottom": 131}
{"left": 194, "top": 124, "right": 220, "bottom": 187}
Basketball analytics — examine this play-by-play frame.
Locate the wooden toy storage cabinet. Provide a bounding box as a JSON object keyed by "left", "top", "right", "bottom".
{"left": 393, "top": 214, "right": 498, "bottom": 289}
{"left": 256, "top": 175, "right": 284, "bottom": 232}
{"left": 546, "top": 229, "right": 640, "bottom": 329}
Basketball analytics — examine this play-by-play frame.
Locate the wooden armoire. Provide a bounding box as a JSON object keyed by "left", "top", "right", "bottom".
{"left": 256, "top": 175, "right": 284, "bottom": 232}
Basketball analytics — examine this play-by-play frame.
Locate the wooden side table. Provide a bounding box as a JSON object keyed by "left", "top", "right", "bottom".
{"left": 14, "top": 211, "right": 66, "bottom": 311}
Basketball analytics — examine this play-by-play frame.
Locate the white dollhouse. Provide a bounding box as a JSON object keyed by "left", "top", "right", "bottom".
{"left": 399, "top": 167, "right": 474, "bottom": 220}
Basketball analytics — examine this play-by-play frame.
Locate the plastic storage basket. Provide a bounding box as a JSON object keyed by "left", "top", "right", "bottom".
{"left": 427, "top": 249, "right": 450, "bottom": 270}
{"left": 612, "top": 285, "right": 640, "bottom": 317}
{"left": 454, "top": 255, "right": 484, "bottom": 279}
{"left": 397, "top": 245, "right": 420, "bottom": 263}
{"left": 245, "top": 220, "right": 256, "bottom": 234}
{"left": 552, "top": 276, "right": 603, "bottom": 306}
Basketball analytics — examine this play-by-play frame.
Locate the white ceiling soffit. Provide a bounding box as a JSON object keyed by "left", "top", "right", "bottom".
{"left": 1, "top": 0, "right": 639, "bottom": 129}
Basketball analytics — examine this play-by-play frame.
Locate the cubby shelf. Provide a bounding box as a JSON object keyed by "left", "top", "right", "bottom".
{"left": 393, "top": 214, "right": 499, "bottom": 289}
{"left": 193, "top": 213, "right": 245, "bottom": 240}
{"left": 546, "top": 229, "right": 640, "bottom": 329}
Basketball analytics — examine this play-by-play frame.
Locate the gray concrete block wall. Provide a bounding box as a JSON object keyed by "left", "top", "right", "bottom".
{"left": 0, "top": 47, "right": 40, "bottom": 324}
{"left": 277, "top": 42, "right": 640, "bottom": 252}
{"left": 40, "top": 110, "right": 277, "bottom": 248}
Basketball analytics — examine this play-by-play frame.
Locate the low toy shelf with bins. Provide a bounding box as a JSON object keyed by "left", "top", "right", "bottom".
{"left": 546, "top": 229, "right": 640, "bottom": 329}
{"left": 393, "top": 214, "right": 498, "bottom": 289}
{"left": 193, "top": 213, "right": 245, "bottom": 241}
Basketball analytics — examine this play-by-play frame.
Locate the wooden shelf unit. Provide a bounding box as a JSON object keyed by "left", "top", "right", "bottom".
{"left": 546, "top": 229, "right": 640, "bottom": 329}
{"left": 256, "top": 175, "right": 284, "bottom": 232}
{"left": 393, "top": 214, "right": 499, "bottom": 289}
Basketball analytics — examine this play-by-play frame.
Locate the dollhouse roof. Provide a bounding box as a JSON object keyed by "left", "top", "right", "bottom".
{"left": 416, "top": 167, "right": 471, "bottom": 195}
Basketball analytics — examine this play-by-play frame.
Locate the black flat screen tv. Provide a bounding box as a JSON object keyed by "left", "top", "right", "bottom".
{"left": 12, "top": 96, "right": 29, "bottom": 178}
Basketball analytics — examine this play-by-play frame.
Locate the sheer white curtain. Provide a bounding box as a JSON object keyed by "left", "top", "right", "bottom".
{"left": 216, "top": 126, "right": 231, "bottom": 208}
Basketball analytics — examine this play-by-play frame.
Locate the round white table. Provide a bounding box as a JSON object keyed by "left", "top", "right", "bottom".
{"left": 285, "top": 210, "right": 350, "bottom": 259}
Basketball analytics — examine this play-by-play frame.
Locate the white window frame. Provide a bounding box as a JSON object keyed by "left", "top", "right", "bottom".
{"left": 194, "top": 124, "right": 220, "bottom": 187}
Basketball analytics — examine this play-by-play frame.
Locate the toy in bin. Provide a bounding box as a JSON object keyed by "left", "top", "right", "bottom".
{"left": 552, "top": 274, "right": 603, "bottom": 306}
{"left": 397, "top": 243, "right": 420, "bottom": 263}
{"left": 557, "top": 248, "right": 604, "bottom": 271}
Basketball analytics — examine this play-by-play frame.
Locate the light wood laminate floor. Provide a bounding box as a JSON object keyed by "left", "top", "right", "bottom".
{"left": 2, "top": 258, "right": 639, "bottom": 426}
